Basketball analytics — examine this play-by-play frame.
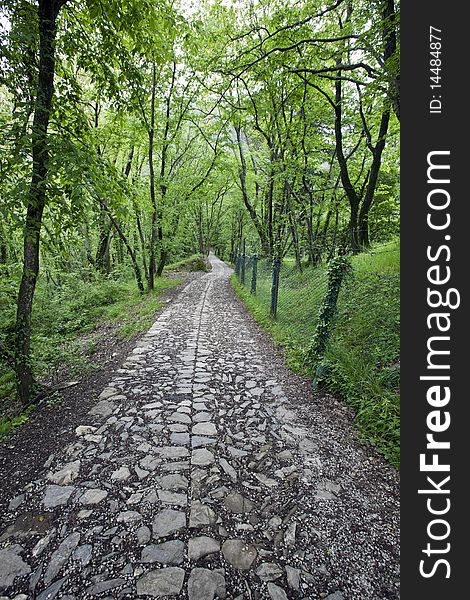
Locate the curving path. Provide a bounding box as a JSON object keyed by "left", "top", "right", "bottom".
{"left": 0, "top": 255, "right": 399, "bottom": 600}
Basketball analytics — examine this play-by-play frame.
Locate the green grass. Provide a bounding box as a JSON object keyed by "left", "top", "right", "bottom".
{"left": 165, "top": 254, "right": 210, "bottom": 272}
{"left": 232, "top": 241, "right": 400, "bottom": 468}
{"left": 0, "top": 269, "right": 181, "bottom": 427}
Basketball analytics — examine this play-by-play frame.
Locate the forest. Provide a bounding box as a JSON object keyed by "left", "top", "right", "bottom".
{"left": 0, "top": 0, "right": 400, "bottom": 457}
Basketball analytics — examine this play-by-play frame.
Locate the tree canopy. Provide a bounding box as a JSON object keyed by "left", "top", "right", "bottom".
{"left": 0, "top": 0, "right": 400, "bottom": 404}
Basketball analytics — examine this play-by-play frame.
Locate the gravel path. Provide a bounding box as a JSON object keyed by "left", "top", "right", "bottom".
{"left": 0, "top": 255, "right": 400, "bottom": 599}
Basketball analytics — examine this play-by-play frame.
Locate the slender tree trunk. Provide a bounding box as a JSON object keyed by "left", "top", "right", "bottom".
{"left": 14, "top": 0, "right": 66, "bottom": 405}
{"left": 97, "top": 199, "right": 144, "bottom": 293}
{"left": 148, "top": 63, "right": 157, "bottom": 290}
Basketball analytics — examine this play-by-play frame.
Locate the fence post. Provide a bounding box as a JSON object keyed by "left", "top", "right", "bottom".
{"left": 234, "top": 252, "right": 240, "bottom": 278}
{"left": 270, "top": 257, "right": 281, "bottom": 319}
{"left": 241, "top": 240, "right": 246, "bottom": 285}
{"left": 251, "top": 254, "right": 258, "bottom": 294}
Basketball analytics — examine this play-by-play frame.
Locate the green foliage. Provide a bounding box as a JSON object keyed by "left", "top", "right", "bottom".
{"left": 306, "top": 255, "right": 351, "bottom": 365}
{"left": 0, "top": 270, "right": 180, "bottom": 420}
{"left": 165, "top": 254, "right": 211, "bottom": 273}
{"left": 0, "top": 407, "right": 32, "bottom": 441}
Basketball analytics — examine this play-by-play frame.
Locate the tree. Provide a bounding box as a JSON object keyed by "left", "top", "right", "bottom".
{"left": 15, "top": 0, "right": 68, "bottom": 405}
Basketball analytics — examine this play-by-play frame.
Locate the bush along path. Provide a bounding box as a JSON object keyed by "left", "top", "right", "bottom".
{"left": 0, "top": 255, "right": 399, "bottom": 599}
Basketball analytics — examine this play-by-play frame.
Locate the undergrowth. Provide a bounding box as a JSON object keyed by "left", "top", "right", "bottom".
{"left": 0, "top": 267, "right": 181, "bottom": 435}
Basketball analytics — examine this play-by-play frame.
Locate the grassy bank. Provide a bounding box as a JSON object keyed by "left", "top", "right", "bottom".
{"left": 232, "top": 242, "right": 400, "bottom": 467}
{"left": 0, "top": 268, "right": 181, "bottom": 437}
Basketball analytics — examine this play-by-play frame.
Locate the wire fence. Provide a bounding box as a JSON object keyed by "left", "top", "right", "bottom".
{"left": 233, "top": 249, "right": 400, "bottom": 373}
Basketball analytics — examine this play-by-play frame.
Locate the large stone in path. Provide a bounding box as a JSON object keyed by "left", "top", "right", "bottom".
{"left": 223, "top": 492, "right": 255, "bottom": 514}
{"left": 188, "top": 536, "right": 220, "bottom": 561}
{"left": 111, "top": 466, "right": 131, "bottom": 481}
{"left": 256, "top": 563, "right": 284, "bottom": 582}
{"left": 192, "top": 422, "right": 217, "bottom": 436}
{"left": 188, "top": 568, "right": 226, "bottom": 600}
{"left": 36, "top": 576, "right": 67, "bottom": 600}
{"left": 189, "top": 501, "right": 217, "bottom": 528}
{"left": 79, "top": 488, "right": 108, "bottom": 505}
{"left": 136, "top": 567, "right": 185, "bottom": 597}
{"left": 47, "top": 460, "right": 80, "bottom": 485}
{"left": 267, "top": 583, "right": 289, "bottom": 600}
{"left": 43, "top": 532, "right": 80, "bottom": 585}
{"left": 43, "top": 485, "right": 75, "bottom": 508}
{"left": 155, "top": 474, "right": 189, "bottom": 490}
{"left": 155, "top": 446, "right": 189, "bottom": 459}
{"left": 88, "top": 399, "right": 116, "bottom": 417}
{"left": 0, "top": 544, "right": 30, "bottom": 588}
{"left": 191, "top": 448, "right": 215, "bottom": 466}
{"left": 221, "top": 539, "right": 257, "bottom": 570}
{"left": 153, "top": 509, "right": 186, "bottom": 538}
{"left": 141, "top": 541, "right": 185, "bottom": 565}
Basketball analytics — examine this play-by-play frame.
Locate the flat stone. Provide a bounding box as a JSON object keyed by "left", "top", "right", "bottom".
{"left": 188, "top": 536, "right": 220, "bottom": 560}
{"left": 156, "top": 446, "right": 189, "bottom": 459}
{"left": 8, "top": 494, "right": 25, "bottom": 511}
{"left": 190, "top": 501, "right": 217, "bottom": 528}
{"left": 169, "top": 423, "right": 188, "bottom": 432}
{"left": 221, "top": 539, "right": 257, "bottom": 570}
{"left": 75, "top": 425, "right": 97, "bottom": 436}
{"left": 43, "top": 532, "right": 80, "bottom": 585}
{"left": 111, "top": 466, "right": 131, "bottom": 481}
{"left": 141, "top": 541, "right": 185, "bottom": 565}
{"left": 88, "top": 399, "right": 116, "bottom": 416}
{"left": 254, "top": 473, "right": 278, "bottom": 487}
{"left": 168, "top": 412, "right": 192, "bottom": 424}
{"left": 193, "top": 412, "right": 212, "bottom": 423}
{"left": 74, "top": 544, "right": 93, "bottom": 566}
{"left": 256, "top": 563, "right": 283, "bottom": 582}
{"left": 99, "top": 387, "right": 118, "bottom": 399}
{"left": 86, "top": 578, "right": 126, "bottom": 595}
{"left": 192, "top": 448, "right": 215, "bottom": 466}
{"left": 47, "top": 460, "right": 81, "bottom": 485}
{"left": 43, "top": 485, "right": 75, "bottom": 508}
{"left": 136, "top": 567, "right": 185, "bottom": 597}
{"left": 153, "top": 509, "right": 186, "bottom": 538}
{"left": 156, "top": 474, "right": 189, "bottom": 490}
{"left": 140, "top": 456, "right": 161, "bottom": 471}
{"left": 267, "top": 583, "right": 288, "bottom": 600}
{"left": 223, "top": 492, "right": 255, "bottom": 514}
{"left": 170, "top": 432, "right": 190, "bottom": 445}
{"left": 227, "top": 446, "right": 247, "bottom": 457}
{"left": 32, "top": 529, "right": 56, "bottom": 557}
{"left": 117, "top": 511, "right": 142, "bottom": 523}
{"left": 325, "top": 593, "right": 345, "bottom": 600}
{"left": 285, "top": 565, "right": 301, "bottom": 590}
{"left": 188, "top": 568, "right": 226, "bottom": 600}
{"left": 0, "top": 545, "right": 31, "bottom": 588}
{"left": 157, "top": 490, "right": 187, "bottom": 507}
{"left": 136, "top": 526, "right": 152, "bottom": 545}
{"left": 192, "top": 436, "right": 216, "bottom": 448}
{"left": 219, "top": 458, "right": 237, "bottom": 482}
{"left": 36, "top": 576, "right": 67, "bottom": 600}
{"left": 79, "top": 489, "right": 108, "bottom": 505}
{"left": 192, "top": 422, "right": 217, "bottom": 436}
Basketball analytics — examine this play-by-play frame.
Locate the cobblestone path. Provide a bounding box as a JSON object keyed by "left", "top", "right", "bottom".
{"left": 0, "top": 256, "right": 400, "bottom": 600}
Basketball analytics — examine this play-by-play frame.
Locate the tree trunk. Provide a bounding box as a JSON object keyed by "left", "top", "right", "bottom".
{"left": 14, "top": 0, "right": 66, "bottom": 405}
{"left": 97, "top": 199, "right": 144, "bottom": 293}
{"left": 148, "top": 63, "right": 157, "bottom": 290}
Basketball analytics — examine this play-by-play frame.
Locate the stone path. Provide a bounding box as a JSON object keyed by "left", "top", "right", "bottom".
{"left": 0, "top": 255, "right": 400, "bottom": 599}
